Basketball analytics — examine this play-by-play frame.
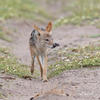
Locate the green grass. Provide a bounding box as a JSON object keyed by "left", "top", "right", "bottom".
{"left": 0, "top": 93, "right": 4, "bottom": 99}
{"left": 48, "top": 44, "right": 100, "bottom": 78}
{"left": 0, "top": 0, "right": 52, "bottom": 21}
{"left": 54, "top": 0, "right": 100, "bottom": 28}
{"left": 89, "top": 34, "right": 100, "bottom": 38}
{"left": 0, "top": 45, "right": 100, "bottom": 79}
{"left": 0, "top": 48, "right": 39, "bottom": 78}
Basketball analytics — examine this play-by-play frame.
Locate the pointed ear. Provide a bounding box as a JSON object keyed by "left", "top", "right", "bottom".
{"left": 33, "top": 25, "right": 43, "bottom": 34}
{"left": 46, "top": 22, "right": 52, "bottom": 32}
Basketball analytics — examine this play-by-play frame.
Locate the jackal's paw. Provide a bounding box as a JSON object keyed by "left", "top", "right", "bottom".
{"left": 43, "top": 79, "right": 48, "bottom": 82}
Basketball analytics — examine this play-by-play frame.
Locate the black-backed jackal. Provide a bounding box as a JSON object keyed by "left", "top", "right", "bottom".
{"left": 29, "top": 22, "right": 58, "bottom": 82}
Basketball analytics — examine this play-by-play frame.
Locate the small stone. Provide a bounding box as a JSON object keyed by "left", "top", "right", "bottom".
{"left": 98, "top": 97, "right": 100, "bottom": 100}
{"left": 30, "top": 97, "right": 34, "bottom": 100}
{"left": 66, "top": 93, "right": 69, "bottom": 96}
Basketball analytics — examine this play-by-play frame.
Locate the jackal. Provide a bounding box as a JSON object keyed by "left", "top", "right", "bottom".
{"left": 29, "top": 22, "right": 57, "bottom": 82}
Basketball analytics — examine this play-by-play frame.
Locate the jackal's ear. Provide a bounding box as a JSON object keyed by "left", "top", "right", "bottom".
{"left": 33, "top": 25, "right": 43, "bottom": 35}
{"left": 46, "top": 22, "right": 52, "bottom": 32}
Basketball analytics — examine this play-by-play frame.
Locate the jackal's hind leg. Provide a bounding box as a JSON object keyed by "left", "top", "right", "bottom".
{"left": 31, "top": 56, "right": 35, "bottom": 74}
{"left": 30, "top": 46, "right": 35, "bottom": 75}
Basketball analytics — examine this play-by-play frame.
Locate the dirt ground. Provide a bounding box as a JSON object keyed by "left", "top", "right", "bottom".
{"left": 0, "top": 19, "right": 100, "bottom": 100}
{"left": 1, "top": 67, "right": 100, "bottom": 100}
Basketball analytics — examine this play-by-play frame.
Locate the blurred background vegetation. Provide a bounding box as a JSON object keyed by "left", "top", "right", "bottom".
{"left": 0, "top": 0, "right": 100, "bottom": 27}
{"left": 0, "top": 0, "right": 100, "bottom": 41}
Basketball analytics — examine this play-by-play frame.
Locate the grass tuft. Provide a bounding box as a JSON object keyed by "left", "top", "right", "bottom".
{"left": 0, "top": 93, "right": 4, "bottom": 99}
{"left": 89, "top": 34, "right": 100, "bottom": 38}
{"left": 48, "top": 44, "right": 100, "bottom": 78}
{"left": 0, "top": 48, "right": 39, "bottom": 78}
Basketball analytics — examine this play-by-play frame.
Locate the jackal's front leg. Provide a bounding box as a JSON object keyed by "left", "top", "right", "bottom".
{"left": 36, "top": 56, "right": 43, "bottom": 78}
{"left": 43, "top": 55, "right": 48, "bottom": 82}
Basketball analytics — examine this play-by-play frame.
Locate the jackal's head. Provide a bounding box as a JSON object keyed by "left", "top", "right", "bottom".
{"left": 33, "top": 22, "right": 53, "bottom": 48}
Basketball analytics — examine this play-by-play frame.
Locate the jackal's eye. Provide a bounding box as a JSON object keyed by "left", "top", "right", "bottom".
{"left": 45, "top": 39, "right": 49, "bottom": 41}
